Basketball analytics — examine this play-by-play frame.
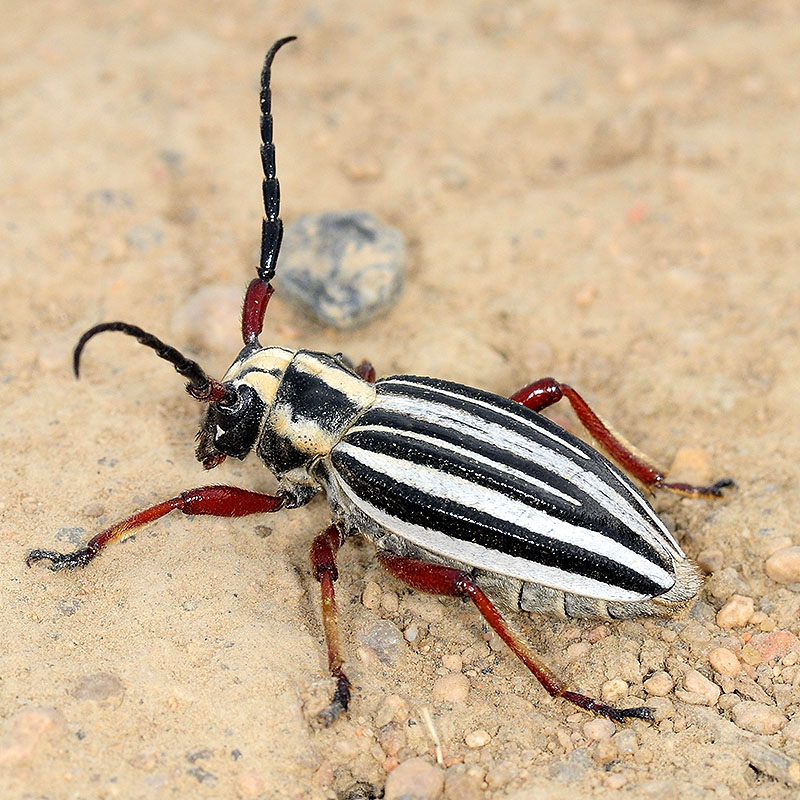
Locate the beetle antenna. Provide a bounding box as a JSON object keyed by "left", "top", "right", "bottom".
{"left": 258, "top": 35, "right": 296, "bottom": 284}
{"left": 73, "top": 322, "right": 232, "bottom": 403}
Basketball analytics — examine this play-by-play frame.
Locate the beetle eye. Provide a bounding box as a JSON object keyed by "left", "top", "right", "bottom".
{"left": 208, "top": 384, "right": 265, "bottom": 460}
{"left": 216, "top": 384, "right": 244, "bottom": 414}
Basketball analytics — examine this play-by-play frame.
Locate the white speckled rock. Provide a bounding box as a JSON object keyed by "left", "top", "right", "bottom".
{"left": 277, "top": 211, "right": 406, "bottom": 328}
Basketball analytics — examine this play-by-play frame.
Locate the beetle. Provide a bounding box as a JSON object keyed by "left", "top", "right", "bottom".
{"left": 28, "top": 37, "right": 732, "bottom": 725}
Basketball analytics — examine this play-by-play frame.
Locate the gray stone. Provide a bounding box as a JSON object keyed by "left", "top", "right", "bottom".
{"left": 547, "top": 748, "right": 591, "bottom": 782}
{"left": 357, "top": 619, "right": 405, "bottom": 665}
{"left": 277, "top": 211, "right": 406, "bottom": 328}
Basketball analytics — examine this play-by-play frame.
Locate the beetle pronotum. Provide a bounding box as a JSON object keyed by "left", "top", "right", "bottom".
{"left": 29, "top": 37, "right": 732, "bottom": 724}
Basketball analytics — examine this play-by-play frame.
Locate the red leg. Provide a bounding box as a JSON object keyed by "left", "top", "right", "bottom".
{"left": 241, "top": 278, "right": 274, "bottom": 345}
{"left": 378, "top": 552, "right": 652, "bottom": 723}
{"left": 310, "top": 524, "right": 351, "bottom": 725}
{"left": 355, "top": 359, "right": 376, "bottom": 383}
{"left": 511, "top": 377, "right": 733, "bottom": 498}
{"left": 27, "top": 486, "right": 285, "bottom": 571}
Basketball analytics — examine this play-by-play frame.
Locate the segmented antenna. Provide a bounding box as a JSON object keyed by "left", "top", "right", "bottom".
{"left": 74, "top": 322, "right": 231, "bottom": 403}
{"left": 258, "top": 35, "right": 296, "bottom": 284}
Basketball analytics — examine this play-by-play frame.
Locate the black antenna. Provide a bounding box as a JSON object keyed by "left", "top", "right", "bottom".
{"left": 73, "top": 322, "right": 231, "bottom": 403}
{"left": 258, "top": 36, "right": 296, "bottom": 284}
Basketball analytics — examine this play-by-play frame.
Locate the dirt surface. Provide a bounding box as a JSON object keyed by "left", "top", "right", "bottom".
{"left": 2, "top": 2, "right": 800, "bottom": 799}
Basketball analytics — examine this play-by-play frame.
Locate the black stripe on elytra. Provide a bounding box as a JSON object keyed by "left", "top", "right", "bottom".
{"left": 377, "top": 376, "right": 659, "bottom": 524}
{"left": 342, "top": 422, "right": 670, "bottom": 570}
{"left": 331, "top": 448, "right": 669, "bottom": 597}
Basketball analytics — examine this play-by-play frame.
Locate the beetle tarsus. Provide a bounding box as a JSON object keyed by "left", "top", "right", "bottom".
{"left": 316, "top": 672, "right": 352, "bottom": 726}
{"left": 26, "top": 546, "right": 97, "bottom": 571}
{"left": 657, "top": 476, "right": 735, "bottom": 498}
{"left": 560, "top": 690, "right": 654, "bottom": 723}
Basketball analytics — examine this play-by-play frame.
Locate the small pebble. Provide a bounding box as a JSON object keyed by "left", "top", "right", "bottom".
{"left": 709, "top": 647, "right": 741, "bottom": 676}
{"left": 643, "top": 671, "right": 674, "bottom": 697}
{"left": 357, "top": 620, "right": 405, "bottom": 665}
{"left": 732, "top": 701, "right": 787, "bottom": 735}
{"left": 384, "top": 757, "right": 444, "bottom": 800}
{"left": 594, "top": 738, "right": 618, "bottom": 764}
{"left": 0, "top": 708, "right": 64, "bottom": 765}
{"left": 238, "top": 771, "right": 266, "bottom": 796}
{"left": 72, "top": 671, "right": 124, "bottom": 702}
{"left": 432, "top": 673, "right": 470, "bottom": 703}
{"left": 378, "top": 724, "right": 406, "bottom": 757}
{"left": 765, "top": 546, "right": 800, "bottom": 585}
{"left": 705, "top": 568, "right": 750, "bottom": 601}
{"left": 647, "top": 696, "right": 675, "bottom": 721}
{"left": 718, "top": 693, "right": 741, "bottom": 711}
{"left": 381, "top": 590, "right": 399, "bottom": 614}
{"left": 613, "top": 728, "right": 638, "bottom": 755}
{"left": 716, "top": 595, "right": 754, "bottom": 629}
{"left": 486, "top": 760, "right": 517, "bottom": 789}
{"left": 565, "top": 642, "right": 591, "bottom": 661}
{"left": 340, "top": 152, "right": 384, "bottom": 181}
{"left": 404, "top": 622, "right": 422, "bottom": 643}
{"left": 362, "top": 581, "right": 382, "bottom": 610}
{"left": 442, "top": 654, "right": 462, "bottom": 672}
{"left": 278, "top": 211, "right": 407, "bottom": 329}
{"left": 464, "top": 729, "right": 491, "bottom": 749}
{"left": 82, "top": 503, "right": 105, "bottom": 518}
{"left": 681, "top": 669, "right": 720, "bottom": 706}
{"left": 583, "top": 718, "right": 615, "bottom": 742}
{"left": 171, "top": 285, "right": 242, "bottom": 352}
{"left": 605, "top": 773, "right": 628, "bottom": 789}
{"left": 601, "top": 678, "right": 628, "bottom": 702}
{"left": 374, "top": 695, "right": 409, "bottom": 727}
{"left": 548, "top": 748, "right": 593, "bottom": 782}
{"left": 750, "top": 631, "right": 798, "bottom": 662}
{"left": 444, "top": 769, "right": 483, "bottom": 800}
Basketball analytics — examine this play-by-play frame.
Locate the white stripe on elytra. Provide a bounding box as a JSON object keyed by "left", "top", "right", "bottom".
{"left": 375, "top": 389, "right": 680, "bottom": 560}
{"left": 336, "top": 443, "right": 674, "bottom": 592}
{"left": 332, "top": 462, "right": 658, "bottom": 603}
{"left": 384, "top": 378, "right": 590, "bottom": 459}
{"left": 346, "top": 422, "right": 582, "bottom": 507}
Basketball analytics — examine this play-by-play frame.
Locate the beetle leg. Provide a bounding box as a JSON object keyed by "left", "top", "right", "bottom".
{"left": 511, "top": 377, "right": 734, "bottom": 499}
{"left": 310, "top": 523, "right": 352, "bottom": 725}
{"left": 378, "top": 552, "right": 653, "bottom": 723}
{"left": 26, "top": 486, "right": 285, "bottom": 571}
{"left": 355, "top": 359, "right": 376, "bottom": 383}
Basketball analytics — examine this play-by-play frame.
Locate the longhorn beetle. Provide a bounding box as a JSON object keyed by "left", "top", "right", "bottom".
{"left": 28, "top": 37, "right": 733, "bottom": 725}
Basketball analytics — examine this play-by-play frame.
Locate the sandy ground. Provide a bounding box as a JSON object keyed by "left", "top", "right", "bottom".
{"left": 2, "top": 2, "right": 800, "bottom": 798}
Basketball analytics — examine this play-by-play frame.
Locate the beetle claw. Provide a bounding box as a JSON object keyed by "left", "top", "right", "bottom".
{"left": 26, "top": 547, "right": 96, "bottom": 571}
{"left": 611, "top": 705, "right": 655, "bottom": 723}
{"left": 316, "top": 673, "right": 351, "bottom": 727}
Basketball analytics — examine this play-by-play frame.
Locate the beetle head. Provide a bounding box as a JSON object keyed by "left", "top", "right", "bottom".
{"left": 195, "top": 344, "right": 294, "bottom": 469}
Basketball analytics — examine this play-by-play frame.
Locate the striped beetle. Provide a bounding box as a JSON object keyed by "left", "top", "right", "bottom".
{"left": 28, "top": 38, "right": 732, "bottom": 724}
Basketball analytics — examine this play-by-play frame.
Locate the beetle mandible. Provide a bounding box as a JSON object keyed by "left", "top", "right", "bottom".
{"left": 28, "top": 37, "right": 733, "bottom": 724}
